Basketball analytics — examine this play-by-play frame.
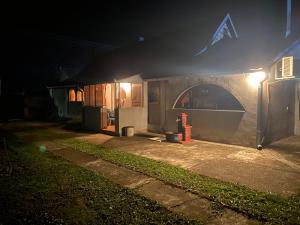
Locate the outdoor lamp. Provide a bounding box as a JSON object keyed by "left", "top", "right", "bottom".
{"left": 120, "top": 83, "right": 131, "bottom": 94}
{"left": 247, "top": 71, "right": 266, "bottom": 88}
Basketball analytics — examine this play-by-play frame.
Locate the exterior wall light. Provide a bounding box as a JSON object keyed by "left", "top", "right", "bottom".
{"left": 120, "top": 83, "right": 131, "bottom": 94}
{"left": 247, "top": 71, "right": 266, "bottom": 88}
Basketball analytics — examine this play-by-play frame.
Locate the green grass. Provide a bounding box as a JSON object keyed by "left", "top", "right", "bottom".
{"left": 0, "top": 136, "right": 202, "bottom": 225}
{"left": 57, "top": 137, "right": 300, "bottom": 225}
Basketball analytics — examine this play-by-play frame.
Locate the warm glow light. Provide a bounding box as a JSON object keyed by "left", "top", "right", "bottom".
{"left": 247, "top": 71, "right": 266, "bottom": 87}
{"left": 120, "top": 83, "right": 131, "bottom": 93}
{"left": 69, "top": 89, "right": 76, "bottom": 102}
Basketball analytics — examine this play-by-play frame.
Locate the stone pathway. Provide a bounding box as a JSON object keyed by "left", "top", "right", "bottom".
{"left": 35, "top": 140, "right": 260, "bottom": 225}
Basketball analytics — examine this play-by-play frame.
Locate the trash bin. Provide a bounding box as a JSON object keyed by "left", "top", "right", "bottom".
{"left": 166, "top": 132, "right": 182, "bottom": 143}
{"left": 124, "top": 126, "right": 134, "bottom": 137}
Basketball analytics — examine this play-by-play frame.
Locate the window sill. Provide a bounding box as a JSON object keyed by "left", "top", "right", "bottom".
{"left": 173, "top": 108, "right": 245, "bottom": 113}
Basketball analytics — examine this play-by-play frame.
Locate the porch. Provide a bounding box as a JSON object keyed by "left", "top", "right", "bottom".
{"left": 81, "top": 75, "right": 147, "bottom": 135}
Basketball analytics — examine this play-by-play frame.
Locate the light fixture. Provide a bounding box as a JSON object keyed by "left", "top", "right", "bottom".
{"left": 120, "top": 83, "right": 131, "bottom": 94}
{"left": 247, "top": 71, "right": 266, "bottom": 87}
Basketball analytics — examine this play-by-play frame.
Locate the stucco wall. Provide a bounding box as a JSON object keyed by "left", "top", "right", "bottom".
{"left": 148, "top": 74, "right": 258, "bottom": 147}
{"left": 117, "top": 107, "right": 148, "bottom": 135}
{"left": 297, "top": 81, "right": 300, "bottom": 136}
{"left": 116, "top": 81, "right": 148, "bottom": 135}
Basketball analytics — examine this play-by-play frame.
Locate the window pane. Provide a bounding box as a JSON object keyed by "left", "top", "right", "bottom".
{"left": 120, "top": 83, "right": 132, "bottom": 108}
{"left": 115, "top": 83, "right": 119, "bottom": 108}
{"left": 77, "top": 91, "right": 83, "bottom": 102}
{"left": 132, "top": 84, "right": 142, "bottom": 107}
{"left": 177, "top": 90, "right": 192, "bottom": 108}
{"left": 174, "top": 84, "right": 244, "bottom": 111}
{"left": 95, "top": 84, "right": 103, "bottom": 107}
{"left": 89, "top": 85, "right": 95, "bottom": 106}
{"left": 84, "top": 86, "right": 90, "bottom": 106}
{"left": 69, "top": 89, "right": 76, "bottom": 102}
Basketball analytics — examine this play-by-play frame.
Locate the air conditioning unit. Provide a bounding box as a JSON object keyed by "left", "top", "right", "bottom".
{"left": 282, "top": 56, "right": 294, "bottom": 78}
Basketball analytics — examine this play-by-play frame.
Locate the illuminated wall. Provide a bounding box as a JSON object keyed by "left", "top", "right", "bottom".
{"left": 148, "top": 74, "right": 259, "bottom": 147}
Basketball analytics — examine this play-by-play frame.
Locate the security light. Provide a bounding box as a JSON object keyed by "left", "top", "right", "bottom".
{"left": 247, "top": 71, "right": 266, "bottom": 87}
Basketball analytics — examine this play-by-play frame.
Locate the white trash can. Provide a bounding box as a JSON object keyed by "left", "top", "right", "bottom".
{"left": 124, "top": 126, "right": 134, "bottom": 137}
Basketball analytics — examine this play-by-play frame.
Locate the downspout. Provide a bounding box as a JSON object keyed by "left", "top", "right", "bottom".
{"left": 295, "top": 81, "right": 300, "bottom": 135}
{"left": 256, "top": 75, "right": 268, "bottom": 150}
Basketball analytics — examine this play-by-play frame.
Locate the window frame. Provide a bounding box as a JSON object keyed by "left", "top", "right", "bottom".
{"left": 68, "top": 89, "right": 76, "bottom": 102}
{"left": 275, "top": 59, "right": 283, "bottom": 80}
{"left": 173, "top": 84, "right": 245, "bottom": 112}
{"left": 132, "top": 83, "right": 143, "bottom": 107}
{"left": 119, "top": 82, "right": 143, "bottom": 108}
{"left": 68, "top": 87, "right": 85, "bottom": 103}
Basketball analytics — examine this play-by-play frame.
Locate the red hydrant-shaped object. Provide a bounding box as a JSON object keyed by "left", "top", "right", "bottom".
{"left": 177, "top": 113, "right": 192, "bottom": 142}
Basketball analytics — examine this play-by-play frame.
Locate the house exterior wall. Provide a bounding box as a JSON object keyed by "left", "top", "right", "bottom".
{"left": 49, "top": 87, "right": 83, "bottom": 119}
{"left": 49, "top": 88, "right": 68, "bottom": 118}
{"left": 294, "top": 81, "right": 300, "bottom": 135}
{"left": 116, "top": 81, "right": 148, "bottom": 135}
{"left": 148, "top": 74, "right": 259, "bottom": 147}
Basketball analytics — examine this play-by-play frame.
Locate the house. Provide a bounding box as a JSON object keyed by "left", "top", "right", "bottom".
{"left": 47, "top": 81, "right": 84, "bottom": 119}
{"left": 80, "top": 73, "right": 147, "bottom": 135}
{"left": 48, "top": 2, "right": 300, "bottom": 148}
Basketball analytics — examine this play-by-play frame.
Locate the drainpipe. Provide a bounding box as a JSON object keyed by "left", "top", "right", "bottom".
{"left": 256, "top": 75, "right": 268, "bottom": 150}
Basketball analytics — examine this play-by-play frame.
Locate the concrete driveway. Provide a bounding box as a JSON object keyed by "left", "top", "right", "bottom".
{"left": 2, "top": 121, "right": 299, "bottom": 196}
{"left": 79, "top": 133, "right": 300, "bottom": 196}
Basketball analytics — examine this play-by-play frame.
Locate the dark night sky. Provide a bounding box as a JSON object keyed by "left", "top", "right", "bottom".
{"left": 9, "top": 0, "right": 299, "bottom": 93}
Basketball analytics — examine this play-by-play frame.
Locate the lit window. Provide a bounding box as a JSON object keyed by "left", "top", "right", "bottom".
{"left": 69, "top": 89, "right": 76, "bottom": 102}
{"left": 77, "top": 90, "right": 83, "bottom": 102}
{"left": 89, "top": 85, "right": 95, "bottom": 106}
{"left": 95, "top": 84, "right": 104, "bottom": 107}
{"left": 132, "top": 84, "right": 142, "bottom": 107}
{"left": 84, "top": 86, "right": 90, "bottom": 106}
{"left": 120, "top": 83, "right": 132, "bottom": 108}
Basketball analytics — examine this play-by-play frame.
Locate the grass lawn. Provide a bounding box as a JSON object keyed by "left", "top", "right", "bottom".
{"left": 0, "top": 136, "right": 202, "bottom": 225}
{"left": 56, "top": 137, "right": 300, "bottom": 225}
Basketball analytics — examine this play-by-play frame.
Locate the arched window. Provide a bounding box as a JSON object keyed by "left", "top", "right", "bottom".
{"left": 174, "top": 84, "right": 244, "bottom": 111}
{"left": 69, "top": 89, "right": 76, "bottom": 102}
{"left": 76, "top": 90, "right": 83, "bottom": 102}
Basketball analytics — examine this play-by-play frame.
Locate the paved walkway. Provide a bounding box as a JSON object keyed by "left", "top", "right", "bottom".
{"left": 7, "top": 121, "right": 300, "bottom": 196}
{"left": 33, "top": 139, "right": 259, "bottom": 225}
{"left": 77, "top": 133, "right": 300, "bottom": 196}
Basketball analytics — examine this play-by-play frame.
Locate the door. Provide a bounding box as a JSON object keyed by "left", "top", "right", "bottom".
{"left": 148, "top": 81, "right": 161, "bottom": 127}
{"left": 268, "top": 81, "right": 294, "bottom": 141}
